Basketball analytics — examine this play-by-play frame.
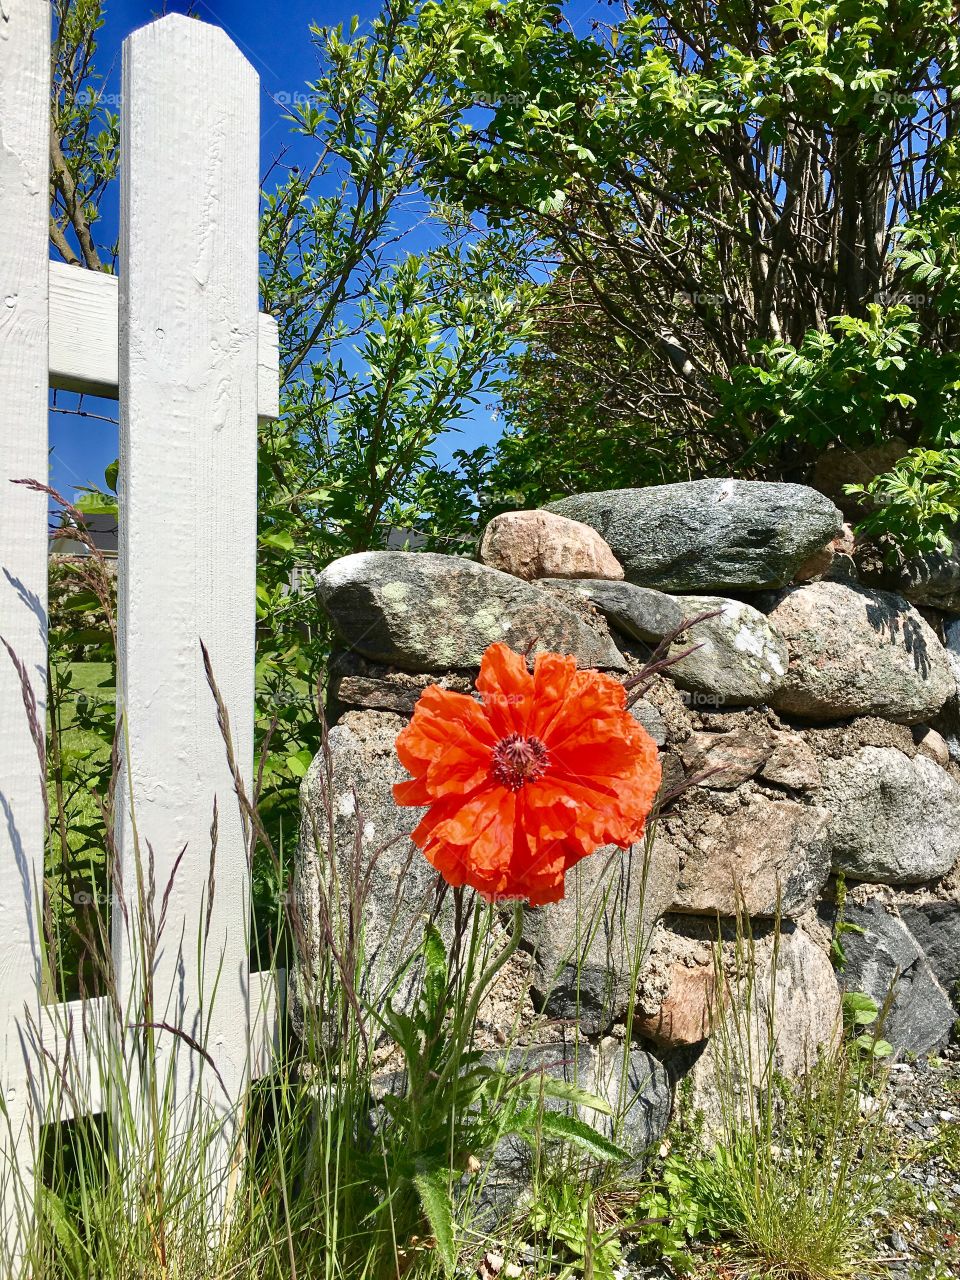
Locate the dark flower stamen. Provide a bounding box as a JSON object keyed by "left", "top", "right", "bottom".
{"left": 490, "top": 733, "right": 549, "bottom": 791}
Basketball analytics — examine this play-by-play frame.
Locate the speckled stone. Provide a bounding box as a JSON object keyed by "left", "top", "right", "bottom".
{"left": 547, "top": 480, "right": 841, "bottom": 592}
{"left": 316, "top": 551, "right": 627, "bottom": 672}
{"left": 662, "top": 595, "right": 788, "bottom": 707}
{"left": 767, "top": 581, "right": 953, "bottom": 724}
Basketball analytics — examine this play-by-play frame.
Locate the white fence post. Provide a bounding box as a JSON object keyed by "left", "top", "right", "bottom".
{"left": 114, "top": 12, "right": 260, "bottom": 1188}
{"left": 0, "top": 0, "right": 51, "bottom": 1264}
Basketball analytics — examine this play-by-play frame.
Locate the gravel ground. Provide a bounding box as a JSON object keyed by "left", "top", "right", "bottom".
{"left": 872, "top": 1047, "right": 960, "bottom": 1280}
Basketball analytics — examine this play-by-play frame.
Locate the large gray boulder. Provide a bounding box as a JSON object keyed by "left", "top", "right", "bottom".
{"left": 899, "top": 546, "right": 960, "bottom": 612}
{"left": 898, "top": 899, "right": 960, "bottom": 1000}
{"left": 819, "top": 899, "right": 956, "bottom": 1055}
{"left": 662, "top": 596, "right": 788, "bottom": 707}
{"left": 523, "top": 838, "right": 680, "bottom": 1034}
{"left": 589, "top": 1039, "right": 673, "bottom": 1156}
{"left": 316, "top": 551, "right": 626, "bottom": 672}
{"left": 766, "top": 581, "right": 953, "bottom": 723}
{"left": 546, "top": 480, "right": 841, "bottom": 593}
{"left": 543, "top": 583, "right": 788, "bottom": 708}
{"left": 472, "top": 1039, "right": 671, "bottom": 1221}
{"left": 819, "top": 745, "right": 960, "bottom": 884}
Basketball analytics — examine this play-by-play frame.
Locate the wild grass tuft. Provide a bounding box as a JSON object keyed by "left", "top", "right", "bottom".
{"left": 629, "top": 911, "right": 892, "bottom": 1280}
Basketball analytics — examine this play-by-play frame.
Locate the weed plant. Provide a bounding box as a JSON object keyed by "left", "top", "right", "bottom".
{"left": 630, "top": 912, "right": 894, "bottom": 1280}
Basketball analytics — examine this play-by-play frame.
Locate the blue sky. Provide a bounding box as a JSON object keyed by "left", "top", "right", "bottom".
{"left": 51, "top": 0, "right": 322, "bottom": 497}
{"left": 50, "top": 0, "right": 613, "bottom": 501}
{"left": 50, "top": 0, "right": 505, "bottom": 499}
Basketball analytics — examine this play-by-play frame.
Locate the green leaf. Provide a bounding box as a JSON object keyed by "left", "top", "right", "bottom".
{"left": 421, "top": 922, "right": 448, "bottom": 1023}
{"left": 843, "top": 991, "right": 879, "bottom": 1027}
{"left": 60, "top": 591, "right": 103, "bottom": 612}
{"left": 37, "top": 1186, "right": 87, "bottom": 1277}
{"left": 506, "top": 1100, "right": 633, "bottom": 1162}
{"left": 853, "top": 1032, "right": 893, "bottom": 1058}
{"left": 413, "top": 1168, "right": 457, "bottom": 1275}
{"left": 74, "top": 490, "right": 118, "bottom": 516}
{"left": 378, "top": 1008, "right": 420, "bottom": 1059}
{"left": 422, "top": 923, "right": 446, "bottom": 983}
{"left": 516, "top": 1075, "right": 613, "bottom": 1115}
{"left": 285, "top": 748, "right": 314, "bottom": 778}
{"left": 535, "top": 1111, "right": 631, "bottom": 1162}
{"left": 451, "top": 1064, "right": 498, "bottom": 1106}
{"left": 261, "top": 529, "right": 296, "bottom": 552}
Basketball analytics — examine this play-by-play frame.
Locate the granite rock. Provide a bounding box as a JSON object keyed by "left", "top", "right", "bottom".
{"left": 540, "top": 578, "right": 685, "bottom": 644}
{"left": 317, "top": 551, "right": 626, "bottom": 672}
{"left": 474, "top": 1039, "right": 671, "bottom": 1221}
{"left": 293, "top": 710, "right": 452, "bottom": 1034}
{"left": 479, "top": 509, "right": 624, "bottom": 582}
{"left": 523, "top": 838, "right": 680, "bottom": 1034}
{"left": 667, "top": 924, "right": 841, "bottom": 1136}
{"left": 663, "top": 596, "right": 788, "bottom": 707}
{"left": 819, "top": 746, "right": 960, "bottom": 884}
{"left": 547, "top": 480, "right": 841, "bottom": 593}
{"left": 766, "top": 581, "right": 953, "bottom": 724}
{"left": 818, "top": 898, "right": 956, "bottom": 1055}
{"left": 898, "top": 898, "right": 960, "bottom": 1001}
{"left": 668, "top": 792, "right": 832, "bottom": 917}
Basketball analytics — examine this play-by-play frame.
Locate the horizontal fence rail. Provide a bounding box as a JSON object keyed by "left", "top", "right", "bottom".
{"left": 0, "top": 3, "right": 283, "bottom": 1269}
{"left": 35, "top": 970, "right": 284, "bottom": 1125}
{"left": 49, "top": 261, "right": 280, "bottom": 418}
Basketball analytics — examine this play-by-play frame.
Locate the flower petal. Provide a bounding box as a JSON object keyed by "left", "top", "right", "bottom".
{"left": 475, "top": 642, "right": 533, "bottom": 737}
{"left": 393, "top": 642, "right": 662, "bottom": 905}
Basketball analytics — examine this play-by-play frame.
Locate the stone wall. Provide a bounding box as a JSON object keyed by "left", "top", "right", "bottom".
{"left": 296, "top": 478, "right": 960, "bottom": 1163}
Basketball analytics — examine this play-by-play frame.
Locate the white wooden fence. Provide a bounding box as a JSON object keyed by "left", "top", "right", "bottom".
{"left": 0, "top": 2, "right": 282, "bottom": 1267}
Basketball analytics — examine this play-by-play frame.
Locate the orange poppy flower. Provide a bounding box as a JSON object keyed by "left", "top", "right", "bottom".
{"left": 393, "top": 642, "right": 661, "bottom": 906}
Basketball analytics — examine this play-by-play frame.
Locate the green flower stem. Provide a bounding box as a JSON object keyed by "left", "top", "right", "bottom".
{"left": 433, "top": 900, "right": 524, "bottom": 1097}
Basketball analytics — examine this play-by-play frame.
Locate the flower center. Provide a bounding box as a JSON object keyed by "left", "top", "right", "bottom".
{"left": 490, "top": 733, "right": 549, "bottom": 791}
